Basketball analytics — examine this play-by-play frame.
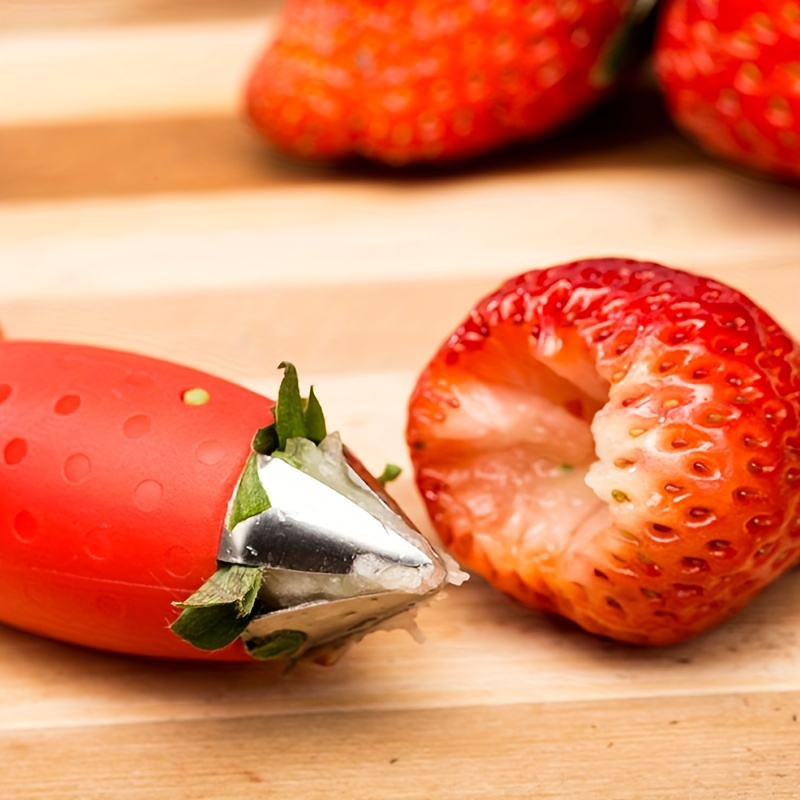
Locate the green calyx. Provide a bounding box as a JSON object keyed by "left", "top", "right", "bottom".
{"left": 253, "top": 361, "right": 327, "bottom": 456}
{"left": 246, "top": 630, "right": 308, "bottom": 661}
{"left": 170, "top": 362, "right": 328, "bottom": 659}
{"left": 226, "top": 453, "right": 270, "bottom": 531}
{"left": 170, "top": 565, "right": 263, "bottom": 652}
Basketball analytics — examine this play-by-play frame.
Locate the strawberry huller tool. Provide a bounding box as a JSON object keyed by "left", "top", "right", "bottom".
{"left": 171, "top": 364, "right": 466, "bottom": 665}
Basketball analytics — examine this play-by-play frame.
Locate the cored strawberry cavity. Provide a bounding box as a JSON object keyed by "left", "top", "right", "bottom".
{"left": 408, "top": 259, "right": 800, "bottom": 644}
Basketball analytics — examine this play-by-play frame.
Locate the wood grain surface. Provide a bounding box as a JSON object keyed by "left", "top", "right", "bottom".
{"left": 1, "top": 3, "right": 799, "bottom": 799}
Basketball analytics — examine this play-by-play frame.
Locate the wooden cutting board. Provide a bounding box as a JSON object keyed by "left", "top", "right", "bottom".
{"left": 1, "top": 3, "right": 799, "bottom": 798}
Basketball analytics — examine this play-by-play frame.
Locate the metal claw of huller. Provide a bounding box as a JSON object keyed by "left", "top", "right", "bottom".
{"left": 217, "top": 437, "right": 465, "bottom": 660}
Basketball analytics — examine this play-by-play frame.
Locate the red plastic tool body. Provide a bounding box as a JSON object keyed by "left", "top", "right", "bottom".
{"left": 0, "top": 341, "right": 273, "bottom": 660}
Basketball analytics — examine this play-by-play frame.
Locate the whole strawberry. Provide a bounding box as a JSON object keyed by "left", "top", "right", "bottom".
{"left": 246, "top": 0, "right": 634, "bottom": 165}
{"left": 654, "top": 0, "right": 800, "bottom": 180}
{"left": 407, "top": 258, "right": 800, "bottom": 645}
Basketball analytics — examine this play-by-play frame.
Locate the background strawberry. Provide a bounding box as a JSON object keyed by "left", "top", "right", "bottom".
{"left": 407, "top": 258, "right": 800, "bottom": 645}
{"left": 654, "top": 0, "right": 800, "bottom": 180}
{"left": 246, "top": 0, "right": 635, "bottom": 165}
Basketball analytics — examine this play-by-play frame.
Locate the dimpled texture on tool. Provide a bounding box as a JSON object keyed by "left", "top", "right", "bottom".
{"left": 0, "top": 341, "right": 273, "bottom": 659}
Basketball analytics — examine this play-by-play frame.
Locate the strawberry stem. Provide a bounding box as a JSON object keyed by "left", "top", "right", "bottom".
{"left": 377, "top": 463, "right": 402, "bottom": 485}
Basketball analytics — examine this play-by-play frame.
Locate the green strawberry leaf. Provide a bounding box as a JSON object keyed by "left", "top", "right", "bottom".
{"left": 170, "top": 604, "right": 252, "bottom": 652}
{"left": 273, "top": 361, "right": 327, "bottom": 448}
{"left": 303, "top": 385, "right": 327, "bottom": 444}
{"left": 275, "top": 361, "right": 307, "bottom": 448}
{"left": 377, "top": 463, "right": 402, "bottom": 485}
{"left": 252, "top": 421, "right": 279, "bottom": 455}
{"left": 226, "top": 453, "right": 270, "bottom": 530}
{"left": 253, "top": 370, "right": 325, "bottom": 453}
{"left": 170, "top": 565, "right": 263, "bottom": 651}
{"left": 245, "top": 629, "right": 308, "bottom": 661}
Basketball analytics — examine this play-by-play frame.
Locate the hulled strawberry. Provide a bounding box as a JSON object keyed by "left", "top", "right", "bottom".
{"left": 246, "top": 0, "right": 636, "bottom": 165}
{"left": 654, "top": 0, "right": 800, "bottom": 181}
{"left": 407, "top": 258, "right": 800, "bottom": 645}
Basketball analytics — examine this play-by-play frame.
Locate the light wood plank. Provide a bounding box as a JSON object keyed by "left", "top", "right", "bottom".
{"left": 0, "top": 0, "right": 278, "bottom": 30}
{"left": 0, "top": 84, "right": 682, "bottom": 201}
{"left": 1, "top": 691, "right": 798, "bottom": 800}
{"left": 1, "top": 533, "right": 798, "bottom": 731}
{"left": 1, "top": 171, "right": 799, "bottom": 315}
{"left": 0, "top": 280, "right": 492, "bottom": 379}
{"left": 0, "top": 115, "right": 315, "bottom": 201}
{"left": 0, "top": 20, "right": 272, "bottom": 124}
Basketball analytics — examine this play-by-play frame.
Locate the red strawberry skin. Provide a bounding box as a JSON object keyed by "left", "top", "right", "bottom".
{"left": 654, "top": 0, "right": 800, "bottom": 180}
{"left": 0, "top": 342, "right": 273, "bottom": 660}
{"left": 407, "top": 258, "right": 800, "bottom": 645}
{"left": 246, "top": 0, "right": 633, "bottom": 165}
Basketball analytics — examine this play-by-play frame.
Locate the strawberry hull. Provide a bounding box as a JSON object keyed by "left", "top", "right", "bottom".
{"left": 0, "top": 342, "right": 273, "bottom": 660}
